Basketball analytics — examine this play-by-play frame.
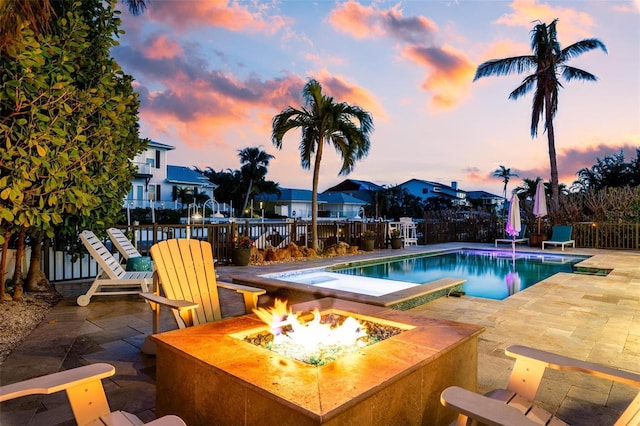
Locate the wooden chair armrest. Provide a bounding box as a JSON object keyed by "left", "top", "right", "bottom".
{"left": 441, "top": 386, "right": 540, "bottom": 426}
{"left": 216, "top": 281, "right": 266, "bottom": 295}
{"left": 0, "top": 363, "right": 114, "bottom": 402}
{"left": 507, "top": 345, "right": 640, "bottom": 386}
{"left": 139, "top": 292, "right": 199, "bottom": 312}
{"left": 216, "top": 281, "right": 266, "bottom": 312}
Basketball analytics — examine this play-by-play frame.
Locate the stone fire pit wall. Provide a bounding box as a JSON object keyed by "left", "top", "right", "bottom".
{"left": 153, "top": 298, "right": 484, "bottom": 426}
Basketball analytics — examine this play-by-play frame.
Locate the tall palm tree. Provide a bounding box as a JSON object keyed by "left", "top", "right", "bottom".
{"left": 238, "top": 147, "right": 275, "bottom": 217}
{"left": 0, "top": 0, "right": 147, "bottom": 53}
{"left": 272, "top": 79, "right": 373, "bottom": 251}
{"left": 493, "top": 165, "right": 519, "bottom": 201}
{"left": 474, "top": 19, "right": 607, "bottom": 209}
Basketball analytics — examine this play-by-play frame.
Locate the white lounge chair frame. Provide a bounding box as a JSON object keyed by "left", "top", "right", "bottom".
{"left": 77, "top": 230, "right": 153, "bottom": 306}
{"left": 542, "top": 225, "right": 576, "bottom": 251}
{"left": 441, "top": 345, "right": 640, "bottom": 425}
{"left": 0, "top": 363, "right": 186, "bottom": 426}
{"left": 107, "top": 227, "right": 143, "bottom": 261}
{"left": 495, "top": 225, "right": 529, "bottom": 247}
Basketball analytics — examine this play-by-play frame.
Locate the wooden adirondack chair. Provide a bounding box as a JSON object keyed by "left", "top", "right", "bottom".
{"left": 440, "top": 345, "right": 640, "bottom": 425}
{"left": 0, "top": 363, "right": 186, "bottom": 426}
{"left": 77, "top": 230, "right": 153, "bottom": 306}
{"left": 107, "top": 227, "right": 143, "bottom": 261}
{"left": 140, "top": 239, "right": 266, "bottom": 354}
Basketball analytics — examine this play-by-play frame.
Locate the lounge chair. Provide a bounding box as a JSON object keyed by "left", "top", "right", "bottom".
{"left": 542, "top": 225, "right": 575, "bottom": 251}
{"left": 107, "top": 227, "right": 143, "bottom": 261}
{"left": 440, "top": 345, "right": 640, "bottom": 425}
{"left": 0, "top": 363, "right": 186, "bottom": 425}
{"left": 77, "top": 230, "right": 153, "bottom": 306}
{"left": 495, "top": 224, "right": 529, "bottom": 247}
{"left": 140, "top": 239, "right": 266, "bottom": 353}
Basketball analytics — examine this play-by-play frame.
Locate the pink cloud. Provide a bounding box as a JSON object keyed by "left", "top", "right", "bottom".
{"left": 402, "top": 45, "right": 476, "bottom": 109}
{"left": 328, "top": 1, "right": 438, "bottom": 42}
{"left": 496, "top": 0, "right": 598, "bottom": 42}
{"left": 314, "top": 70, "right": 387, "bottom": 121}
{"left": 142, "top": 34, "right": 184, "bottom": 60}
{"left": 143, "top": 0, "right": 288, "bottom": 34}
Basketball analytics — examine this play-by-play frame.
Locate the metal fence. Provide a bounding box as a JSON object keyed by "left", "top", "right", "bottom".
{"left": 42, "top": 220, "right": 390, "bottom": 283}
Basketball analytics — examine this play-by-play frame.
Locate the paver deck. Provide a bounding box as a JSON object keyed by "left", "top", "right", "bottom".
{"left": 1, "top": 243, "right": 638, "bottom": 425}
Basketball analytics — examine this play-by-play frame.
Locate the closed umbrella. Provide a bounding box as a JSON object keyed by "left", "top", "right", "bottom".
{"left": 533, "top": 179, "right": 548, "bottom": 234}
{"left": 506, "top": 193, "right": 521, "bottom": 256}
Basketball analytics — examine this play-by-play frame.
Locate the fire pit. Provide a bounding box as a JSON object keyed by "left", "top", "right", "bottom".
{"left": 153, "top": 298, "right": 484, "bottom": 426}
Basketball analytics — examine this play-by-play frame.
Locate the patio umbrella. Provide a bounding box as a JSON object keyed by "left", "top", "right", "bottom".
{"left": 505, "top": 193, "right": 521, "bottom": 256}
{"left": 533, "top": 179, "right": 548, "bottom": 234}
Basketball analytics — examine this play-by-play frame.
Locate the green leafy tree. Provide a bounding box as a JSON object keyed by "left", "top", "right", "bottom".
{"left": 0, "top": 0, "right": 146, "bottom": 298}
{"left": 272, "top": 79, "right": 374, "bottom": 251}
{"left": 238, "top": 147, "right": 275, "bottom": 217}
{"left": 0, "top": 0, "right": 147, "bottom": 53}
{"left": 474, "top": 19, "right": 607, "bottom": 209}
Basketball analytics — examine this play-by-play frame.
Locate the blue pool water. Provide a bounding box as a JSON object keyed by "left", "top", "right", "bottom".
{"left": 330, "top": 250, "right": 588, "bottom": 300}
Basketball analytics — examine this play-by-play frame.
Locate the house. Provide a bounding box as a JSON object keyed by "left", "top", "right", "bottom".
{"left": 258, "top": 188, "right": 367, "bottom": 219}
{"left": 125, "top": 141, "right": 214, "bottom": 209}
{"left": 466, "top": 190, "right": 504, "bottom": 211}
{"left": 398, "top": 179, "right": 469, "bottom": 206}
{"left": 323, "top": 179, "right": 384, "bottom": 204}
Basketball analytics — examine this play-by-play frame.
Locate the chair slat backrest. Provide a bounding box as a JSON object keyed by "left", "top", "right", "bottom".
{"left": 107, "top": 228, "right": 142, "bottom": 261}
{"left": 80, "top": 231, "right": 126, "bottom": 279}
{"left": 150, "top": 239, "right": 222, "bottom": 327}
{"left": 550, "top": 225, "right": 572, "bottom": 241}
{"left": 615, "top": 391, "right": 640, "bottom": 426}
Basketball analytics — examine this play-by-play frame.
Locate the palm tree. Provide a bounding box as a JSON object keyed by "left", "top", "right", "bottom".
{"left": 272, "top": 79, "right": 373, "bottom": 251}
{"left": 0, "top": 0, "right": 147, "bottom": 53}
{"left": 493, "top": 165, "right": 519, "bottom": 201}
{"left": 474, "top": 19, "right": 607, "bottom": 209}
{"left": 238, "top": 147, "right": 275, "bottom": 217}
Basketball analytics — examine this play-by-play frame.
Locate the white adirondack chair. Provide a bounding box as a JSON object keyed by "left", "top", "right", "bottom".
{"left": 0, "top": 363, "right": 186, "bottom": 426}
{"left": 441, "top": 345, "right": 640, "bottom": 425}
{"left": 77, "top": 230, "right": 153, "bottom": 306}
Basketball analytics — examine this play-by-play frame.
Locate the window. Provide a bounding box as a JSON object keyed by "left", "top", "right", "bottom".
{"left": 148, "top": 185, "right": 156, "bottom": 201}
{"left": 136, "top": 185, "right": 143, "bottom": 201}
{"left": 146, "top": 158, "right": 155, "bottom": 168}
{"left": 155, "top": 150, "right": 161, "bottom": 169}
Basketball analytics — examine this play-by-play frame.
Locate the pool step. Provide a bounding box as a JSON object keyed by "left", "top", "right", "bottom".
{"left": 387, "top": 278, "right": 465, "bottom": 311}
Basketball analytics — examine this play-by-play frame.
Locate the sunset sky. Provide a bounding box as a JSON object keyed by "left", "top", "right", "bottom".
{"left": 112, "top": 0, "right": 640, "bottom": 197}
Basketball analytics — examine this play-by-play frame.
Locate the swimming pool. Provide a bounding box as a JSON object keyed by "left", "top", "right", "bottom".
{"left": 261, "top": 249, "right": 589, "bottom": 301}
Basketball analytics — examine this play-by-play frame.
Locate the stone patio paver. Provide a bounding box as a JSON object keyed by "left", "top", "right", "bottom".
{"left": 0, "top": 243, "right": 638, "bottom": 425}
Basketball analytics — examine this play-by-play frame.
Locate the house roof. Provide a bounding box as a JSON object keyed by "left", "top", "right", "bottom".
{"left": 320, "top": 191, "right": 367, "bottom": 205}
{"left": 148, "top": 140, "right": 175, "bottom": 151}
{"left": 324, "top": 179, "right": 383, "bottom": 192}
{"left": 260, "top": 188, "right": 325, "bottom": 204}
{"left": 466, "top": 190, "right": 501, "bottom": 199}
{"left": 167, "top": 165, "right": 214, "bottom": 187}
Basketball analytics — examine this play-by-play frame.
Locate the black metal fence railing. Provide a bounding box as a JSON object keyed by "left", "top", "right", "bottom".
{"left": 37, "top": 219, "right": 640, "bottom": 283}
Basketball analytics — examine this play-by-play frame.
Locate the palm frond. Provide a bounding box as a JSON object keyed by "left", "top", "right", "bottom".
{"left": 473, "top": 56, "right": 536, "bottom": 80}
{"left": 561, "top": 65, "right": 598, "bottom": 82}
{"left": 508, "top": 76, "right": 536, "bottom": 100}
{"left": 561, "top": 39, "right": 607, "bottom": 61}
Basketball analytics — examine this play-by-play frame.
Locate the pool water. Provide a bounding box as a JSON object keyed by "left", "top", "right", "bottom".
{"left": 330, "top": 250, "right": 588, "bottom": 300}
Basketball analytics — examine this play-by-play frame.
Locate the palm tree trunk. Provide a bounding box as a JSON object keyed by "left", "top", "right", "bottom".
{"left": 545, "top": 92, "right": 560, "bottom": 210}
{"left": 311, "top": 139, "right": 324, "bottom": 252}
{"left": 241, "top": 180, "right": 254, "bottom": 217}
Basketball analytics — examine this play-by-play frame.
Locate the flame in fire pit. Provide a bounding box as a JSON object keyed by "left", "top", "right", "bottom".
{"left": 251, "top": 299, "right": 368, "bottom": 365}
